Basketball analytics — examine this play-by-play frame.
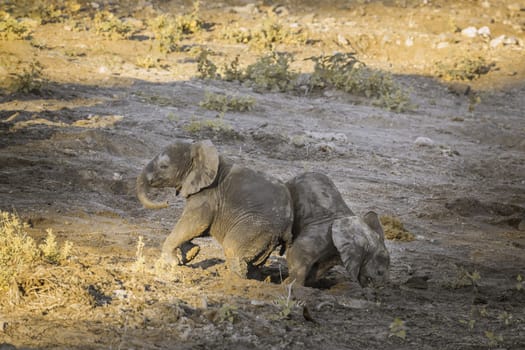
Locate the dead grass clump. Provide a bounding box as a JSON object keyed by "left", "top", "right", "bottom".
{"left": 380, "top": 215, "right": 415, "bottom": 241}
{"left": 0, "top": 212, "right": 73, "bottom": 296}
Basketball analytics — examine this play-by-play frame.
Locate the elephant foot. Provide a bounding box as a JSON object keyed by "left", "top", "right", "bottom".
{"left": 226, "top": 257, "right": 249, "bottom": 279}
{"left": 177, "top": 241, "right": 201, "bottom": 264}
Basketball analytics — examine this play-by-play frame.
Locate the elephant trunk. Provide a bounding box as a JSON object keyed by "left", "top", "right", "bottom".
{"left": 136, "top": 168, "right": 168, "bottom": 209}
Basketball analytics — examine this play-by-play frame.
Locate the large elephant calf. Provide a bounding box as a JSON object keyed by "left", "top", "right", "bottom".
{"left": 286, "top": 172, "right": 390, "bottom": 287}
{"left": 137, "top": 140, "right": 293, "bottom": 278}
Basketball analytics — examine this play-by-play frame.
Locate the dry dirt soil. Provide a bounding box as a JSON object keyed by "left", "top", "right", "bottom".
{"left": 1, "top": 0, "right": 525, "bottom": 349}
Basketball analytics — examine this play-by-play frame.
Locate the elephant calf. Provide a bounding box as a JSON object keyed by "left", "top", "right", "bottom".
{"left": 286, "top": 172, "right": 390, "bottom": 287}
{"left": 137, "top": 140, "right": 293, "bottom": 278}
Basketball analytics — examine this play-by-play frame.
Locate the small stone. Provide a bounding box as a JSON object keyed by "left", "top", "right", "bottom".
{"left": 448, "top": 82, "right": 471, "bottom": 96}
{"left": 414, "top": 136, "right": 435, "bottom": 147}
{"left": 405, "top": 37, "right": 414, "bottom": 47}
{"left": 490, "top": 35, "right": 506, "bottom": 48}
{"left": 477, "top": 26, "right": 491, "bottom": 37}
{"left": 461, "top": 26, "right": 478, "bottom": 38}
{"left": 337, "top": 34, "right": 349, "bottom": 46}
{"left": 436, "top": 41, "right": 449, "bottom": 49}
{"left": 503, "top": 36, "right": 519, "bottom": 45}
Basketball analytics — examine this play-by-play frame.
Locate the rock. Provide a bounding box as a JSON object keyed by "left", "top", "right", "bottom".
{"left": 518, "top": 218, "right": 525, "bottom": 231}
{"left": 461, "top": 26, "right": 478, "bottom": 38}
{"left": 404, "top": 276, "right": 429, "bottom": 289}
{"left": 448, "top": 82, "right": 471, "bottom": 96}
{"left": 337, "top": 34, "right": 349, "bottom": 46}
{"left": 405, "top": 37, "right": 414, "bottom": 47}
{"left": 503, "top": 36, "right": 519, "bottom": 45}
{"left": 490, "top": 34, "right": 506, "bottom": 48}
{"left": 477, "top": 26, "right": 491, "bottom": 37}
{"left": 414, "top": 136, "right": 435, "bottom": 147}
{"left": 436, "top": 41, "right": 449, "bottom": 49}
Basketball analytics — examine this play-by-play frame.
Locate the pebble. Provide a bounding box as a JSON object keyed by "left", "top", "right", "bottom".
{"left": 461, "top": 26, "right": 478, "bottom": 38}
{"left": 490, "top": 34, "right": 506, "bottom": 48}
{"left": 405, "top": 37, "right": 414, "bottom": 47}
{"left": 414, "top": 136, "right": 435, "bottom": 147}
{"left": 477, "top": 26, "right": 491, "bottom": 37}
{"left": 436, "top": 41, "right": 449, "bottom": 49}
{"left": 503, "top": 36, "right": 519, "bottom": 45}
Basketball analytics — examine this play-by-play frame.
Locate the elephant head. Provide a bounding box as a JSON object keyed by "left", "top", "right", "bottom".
{"left": 331, "top": 211, "right": 390, "bottom": 288}
{"left": 136, "top": 140, "right": 219, "bottom": 209}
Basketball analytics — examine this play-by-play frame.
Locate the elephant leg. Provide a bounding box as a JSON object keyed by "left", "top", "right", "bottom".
{"left": 287, "top": 223, "right": 333, "bottom": 286}
{"left": 161, "top": 196, "right": 213, "bottom": 265}
{"left": 221, "top": 226, "right": 279, "bottom": 279}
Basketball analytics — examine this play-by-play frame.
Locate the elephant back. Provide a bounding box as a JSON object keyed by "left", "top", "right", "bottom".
{"left": 287, "top": 172, "right": 353, "bottom": 235}
{"left": 215, "top": 164, "right": 294, "bottom": 236}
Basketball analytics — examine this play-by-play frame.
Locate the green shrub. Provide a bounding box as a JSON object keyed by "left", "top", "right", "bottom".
{"left": 196, "top": 48, "right": 218, "bottom": 79}
{"left": 0, "top": 11, "right": 32, "bottom": 40}
{"left": 149, "top": 3, "right": 202, "bottom": 53}
{"left": 307, "top": 53, "right": 412, "bottom": 112}
{"left": 244, "top": 52, "right": 297, "bottom": 92}
{"left": 93, "top": 11, "right": 134, "bottom": 40}
{"left": 199, "top": 92, "right": 255, "bottom": 112}
{"left": 222, "top": 14, "right": 306, "bottom": 50}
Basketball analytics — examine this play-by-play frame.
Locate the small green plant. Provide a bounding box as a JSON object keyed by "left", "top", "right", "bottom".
{"left": 39, "top": 229, "right": 72, "bottom": 264}
{"left": 93, "top": 11, "right": 134, "bottom": 40}
{"left": 459, "top": 318, "right": 476, "bottom": 331}
{"left": 136, "top": 55, "right": 158, "bottom": 69}
{"left": 199, "top": 92, "right": 255, "bottom": 113}
{"left": 132, "top": 236, "right": 146, "bottom": 273}
{"left": 451, "top": 266, "right": 481, "bottom": 289}
{"left": 183, "top": 117, "right": 232, "bottom": 134}
{"left": 244, "top": 52, "right": 297, "bottom": 92}
{"left": 149, "top": 2, "right": 202, "bottom": 53}
{"left": 498, "top": 311, "right": 513, "bottom": 326}
{"left": 389, "top": 318, "right": 407, "bottom": 339}
{"left": 484, "top": 331, "right": 503, "bottom": 346}
{"left": 221, "top": 55, "right": 244, "bottom": 82}
{"left": 516, "top": 274, "right": 523, "bottom": 290}
{"left": 0, "top": 11, "right": 32, "bottom": 40}
{"left": 149, "top": 14, "right": 182, "bottom": 53}
{"left": 217, "top": 304, "right": 237, "bottom": 323}
{"left": 433, "top": 57, "right": 494, "bottom": 81}
{"left": 196, "top": 48, "right": 218, "bottom": 79}
{"left": 10, "top": 60, "right": 47, "bottom": 94}
{"left": 272, "top": 280, "right": 303, "bottom": 320}
{"left": 222, "top": 13, "right": 306, "bottom": 50}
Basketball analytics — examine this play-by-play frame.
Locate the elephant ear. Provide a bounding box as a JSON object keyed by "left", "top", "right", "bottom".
{"left": 331, "top": 217, "right": 367, "bottom": 283}
{"left": 181, "top": 140, "right": 219, "bottom": 197}
{"left": 363, "top": 211, "right": 385, "bottom": 243}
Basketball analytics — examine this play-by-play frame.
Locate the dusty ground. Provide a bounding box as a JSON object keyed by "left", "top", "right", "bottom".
{"left": 1, "top": 0, "right": 525, "bottom": 349}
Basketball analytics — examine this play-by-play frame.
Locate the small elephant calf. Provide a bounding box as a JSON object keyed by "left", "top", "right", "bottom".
{"left": 136, "top": 140, "right": 293, "bottom": 279}
{"left": 286, "top": 172, "right": 390, "bottom": 287}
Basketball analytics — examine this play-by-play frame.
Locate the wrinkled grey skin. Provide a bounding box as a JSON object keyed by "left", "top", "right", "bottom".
{"left": 286, "top": 172, "right": 390, "bottom": 287}
{"left": 136, "top": 140, "right": 293, "bottom": 278}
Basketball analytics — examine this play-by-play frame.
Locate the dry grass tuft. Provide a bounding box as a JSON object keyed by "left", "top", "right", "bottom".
{"left": 380, "top": 215, "right": 415, "bottom": 241}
